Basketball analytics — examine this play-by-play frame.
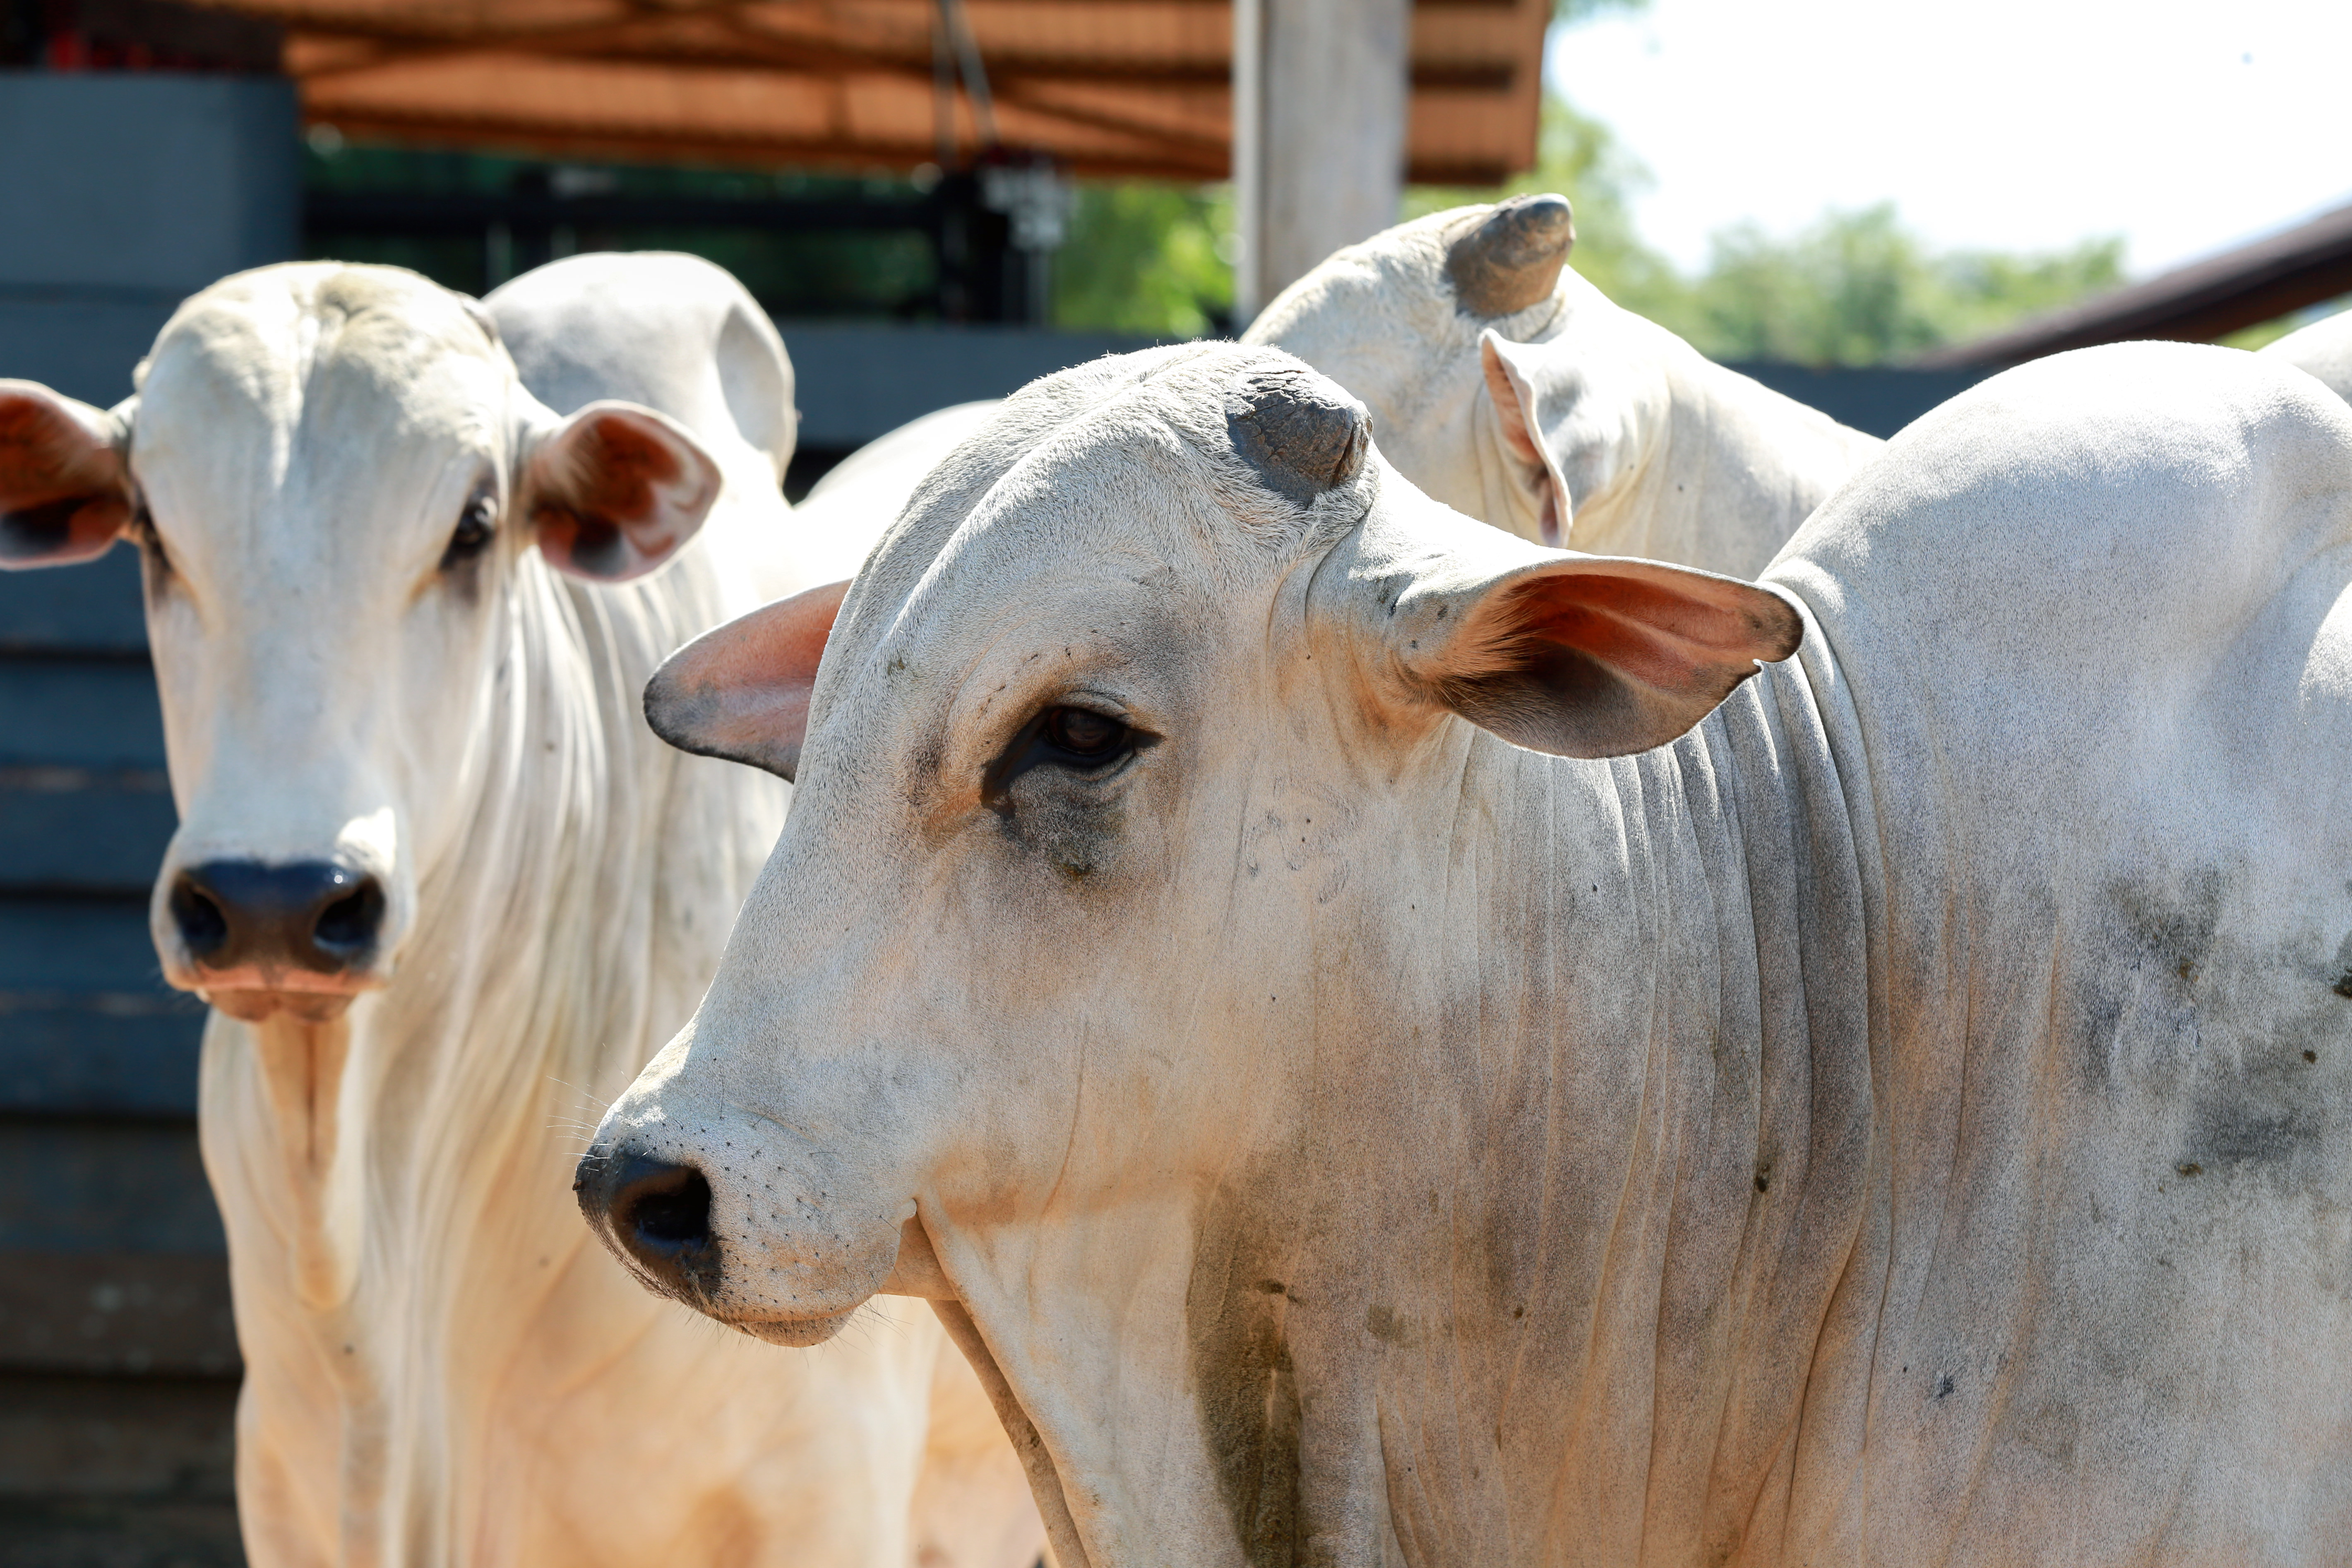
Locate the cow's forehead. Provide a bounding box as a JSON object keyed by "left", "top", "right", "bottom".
{"left": 836, "top": 344, "right": 1369, "bottom": 678}
{"left": 137, "top": 263, "right": 510, "bottom": 456}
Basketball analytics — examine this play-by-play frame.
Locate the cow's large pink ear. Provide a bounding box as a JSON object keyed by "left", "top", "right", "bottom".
{"left": 519, "top": 401, "right": 723, "bottom": 581}
{"left": 0, "top": 380, "right": 132, "bottom": 570}
{"left": 1330, "top": 501, "right": 1801, "bottom": 758}
{"left": 643, "top": 579, "right": 851, "bottom": 780}
{"left": 1408, "top": 553, "right": 1798, "bottom": 757}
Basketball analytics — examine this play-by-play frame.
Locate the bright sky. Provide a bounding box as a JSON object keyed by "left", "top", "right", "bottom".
{"left": 1547, "top": 0, "right": 2352, "bottom": 280}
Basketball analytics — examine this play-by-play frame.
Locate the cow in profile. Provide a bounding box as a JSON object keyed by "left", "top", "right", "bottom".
{"left": 1249, "top": 195, "right": 1881, "bottom": 576}
{"left": 586, "top": 339, "right": 2352, "bottom": 1566}
{"left": 0, "top": 253, "right": 1038, "bottom": 1566}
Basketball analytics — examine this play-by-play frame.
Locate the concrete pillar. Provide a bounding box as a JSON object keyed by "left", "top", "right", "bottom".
{"left": 0, "top": 74, "right": 299, "bottom": 405}
{"left": 1231, "top": 0, "right": 1412, "bottom": 324}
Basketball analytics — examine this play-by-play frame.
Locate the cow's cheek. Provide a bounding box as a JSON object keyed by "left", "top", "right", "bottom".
{"left": 389, "top": 586, "right": 506, "bottom": 871}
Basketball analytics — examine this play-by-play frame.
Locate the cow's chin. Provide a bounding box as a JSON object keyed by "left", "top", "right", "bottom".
{"left": 185, "top": 973, "right": 374, "bottom": 1024}
{"left": 202, "top": 988, "right": 360, "bottom": 1024}
{"left": 174, "top": 964, "right": 378, "bottom": 1025}
{"left": 727, "top": 1306, "right": 865, "bottom": 1348}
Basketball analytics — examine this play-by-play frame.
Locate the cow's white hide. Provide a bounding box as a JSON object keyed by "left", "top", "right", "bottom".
{"left": 593, "top": 339, "right": 2352, "bottom": 1566}
{"left": 0, "top": 254, "right": 1037, "bottom": 1566}
{"left": 1247, "top": 198, "right": 1880, "bottom": 576}
{"left": 2263, "top": 308, "right": 2352, "bottom": 404}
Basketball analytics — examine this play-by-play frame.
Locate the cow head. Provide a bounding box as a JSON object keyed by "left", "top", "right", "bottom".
{"left": 0, "top": 264, "right": 721, "bottom": 1021}
{"left": 1245, "top": 194, "right": 1681, "bottom": 552}
{"left": 575, "top": 346, "right": 1795, "bottom": 1552}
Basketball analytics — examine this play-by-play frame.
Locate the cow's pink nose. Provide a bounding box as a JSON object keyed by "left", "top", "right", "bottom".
{"left": 169, "top": 859, "right": 386, "bottom": 977}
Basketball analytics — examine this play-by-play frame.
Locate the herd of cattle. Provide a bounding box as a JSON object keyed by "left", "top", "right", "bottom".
{"left": 4, "top": 191, "right": 2352, "bottom": 1566}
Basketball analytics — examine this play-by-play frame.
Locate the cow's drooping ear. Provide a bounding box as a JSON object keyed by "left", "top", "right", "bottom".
{"left": 1329, "top": 501, "right": 1802, "bottom": 759}
{"left": 1479, "top": 332, "right": 1571, "bottom": 546}
{"left": 643, "top": 579, "right": 850, "bottom": 780}
{"left": 0, "top": 379, "right": 133, "bottom": 570}
{"left": 518, "top": 400, "right": 723, "bottom": 581}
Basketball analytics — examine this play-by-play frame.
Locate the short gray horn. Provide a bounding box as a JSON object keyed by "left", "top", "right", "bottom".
{"left": 1446, "top": 194, "right": 1575, "bottom": 318}
{"left": 1225, "top": 365, "right": 1370, "bottom": 506}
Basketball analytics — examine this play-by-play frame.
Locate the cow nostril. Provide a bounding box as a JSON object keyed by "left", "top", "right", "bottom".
{"left": 314, "top": 879, "right": 385, "bottom": 954}
{"left": 578, "top": 1151, "right": 722, "bottom": 1299}
{"left": 169, "top": 875, "right": 229, "bottom": 958}
{"left": 171, "top": 859, "right": 384, "bottom": 977}
{"left": 626, "top": 1167, "right": 713, "bottom": 1249}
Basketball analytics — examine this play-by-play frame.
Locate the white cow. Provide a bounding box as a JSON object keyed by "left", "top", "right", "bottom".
{"left": 0, "top": 253, "right": 1037, "bottom": 1566}
{"left": 586, "top": 339, "right": 2352, "bottom": 1566}
{"left": 2263, "top": 307, "right": 2352, "bottom": 403}
{"left": 1247, "top": 195, "right": 1881, "bottom": 577}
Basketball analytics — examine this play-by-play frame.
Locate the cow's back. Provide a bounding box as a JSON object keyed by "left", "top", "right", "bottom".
{"left": 1763, "top": 341, "right": 2352, "bottom": 1562}
{"left": 2263, "top": 308, "right": 2352, "bottom": 408}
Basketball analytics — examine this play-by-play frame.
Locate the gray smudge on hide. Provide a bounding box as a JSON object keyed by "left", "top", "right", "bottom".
{"left": 1225, "top": 366, "right": 1369, "bottom": 507}
{"left": 1445, "top": 194, "right": 1575, "bottom": 319}
{"left": 1186, "top": 1164, "right": 1302, "bottom": 1568}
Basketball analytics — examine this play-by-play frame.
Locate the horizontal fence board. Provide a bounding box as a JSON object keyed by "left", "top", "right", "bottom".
{"left": 0, "top": 768, "right": 175, "bottom": 895}
{"left": 0, "top": 547, "right": 148, "bottom": 656}
{"left": 0, "top": 1119, "right": 223, "bottom": 1256}
{"left": 0, "top": 296, "right": 176, "bottom": 414}
{"left": 0, "top": 1371, "right": 237, "bottom": 1505}
{"left": 777, "top": 322, "right": 1165, "bottom": 448}
{"left": 0, "top": 657, "right": 167, "bottom": 771}
{"left": 0, "top": 1498, "right": 245, "bottom": 1568}
{"left": 0, "top": 999, "right": 204, "bottom": 1118}
{"left": 0, "top": 897, "right": 172, "bottom": 995}
{"left": 0, "top": 1252, "right": 236, "bottom": 1378}
{"left": 1720, "top": 362, "right": 2000, "bottom": 441}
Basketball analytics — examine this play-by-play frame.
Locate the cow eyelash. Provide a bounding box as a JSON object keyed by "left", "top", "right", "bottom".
{"left": 441, "top": 490, "right": 498, "bottom": 569}
{"left": 1040, "top": 705, "right": 1132, "bottom": 765}
{"left": 982, "top": 702, "right": 1149, "bottom": 807}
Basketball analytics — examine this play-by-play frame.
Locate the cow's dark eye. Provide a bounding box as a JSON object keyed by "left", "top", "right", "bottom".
{"left": 1042, "top": 705, "right": 1126, "bottom": 762}
{"left": 983, "top": 702, "right": 1148, "bottom": 810}
{"left": 441, "top": 492, "right": 497, "bottom": 569}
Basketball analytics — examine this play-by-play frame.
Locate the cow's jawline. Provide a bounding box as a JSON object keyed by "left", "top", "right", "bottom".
{"left": 930, "top": 1300, "right": 1094, "bottom": 1568}
{"left": 733, "top": 1307, "right": 861, "bottom": 1349}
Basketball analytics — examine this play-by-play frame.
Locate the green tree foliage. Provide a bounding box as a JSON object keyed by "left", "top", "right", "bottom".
{"left": 1050, "top": 182, "right": 1235, "bottom": 336}
{"left": 1554, "top": 0, "right": 1649, "bottom": 21}
{"left": 1687, "top": 204, "right": 2124, "bottom": 365}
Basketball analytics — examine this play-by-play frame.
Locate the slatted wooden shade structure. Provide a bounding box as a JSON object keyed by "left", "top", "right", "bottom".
{"left": 1920, "top": 199, "right": 2352, "bottom": 367}
{"left": 175, "top": 0, "right": 1547, "bottom": 182}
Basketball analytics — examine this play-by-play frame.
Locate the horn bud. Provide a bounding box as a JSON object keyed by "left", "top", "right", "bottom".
{"left": 1225, "top": 364, "right": 1369, "bottom": 505}
{"left": 1446, "top": 194, "right": 1575, "bottom": 318}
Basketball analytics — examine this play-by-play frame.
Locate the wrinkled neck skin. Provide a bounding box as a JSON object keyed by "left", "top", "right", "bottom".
{"left": 1547, "top": 325, "right": 1880, "bottom": 581}
{"left": 197, "top": 535, "right": 782, "bottom": 1564}
{"left": 890, "top": 582, "right": 1881, "bottom": 1568}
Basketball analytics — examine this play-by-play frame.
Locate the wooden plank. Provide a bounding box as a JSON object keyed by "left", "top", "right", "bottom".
{"left": 0, "top": 1371, "right": 236, "bottom": 1504}
{"left": 0, "top": 999, "right": 204, "bottom": 1118}
{"left": 0, "top": 658, "right": 168, "bottom": 771}
{"left": 0, "top": 1498, "right": 245, "bottom": 1568}
{"left": 0, "top": 544, "right": 147, "bottom": 656}
{"left": 0, "top": 1119, "right": 224, "bottom": 1256}
{"left": 776, "top": 323, "right": 1165, "bottom": 448}
{"left": 0, "top": 897, "right": 173, "bottom": 994}
{"left": 0, "top": 768, "right": 175, "bottom": 895}
{"left": 0, "top": 1253, "right": 237, "bottom": 1378}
